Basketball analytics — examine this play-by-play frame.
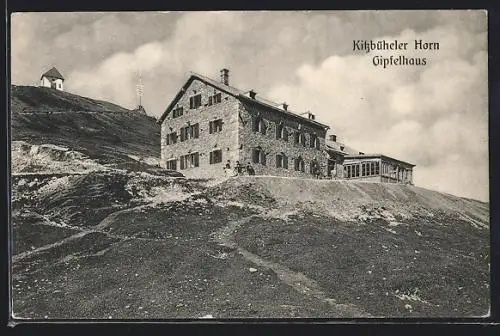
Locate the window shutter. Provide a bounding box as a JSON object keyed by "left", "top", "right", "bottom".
{"left": 252, "top": 118, "right": 258, "bottom": 132}
{"left": 194, "top": 124, "right": 199, "bottom": 138}
{"left": 189, "top": 97, "right": 193, "bottom": 109}
{"left": 209, "top": 121, "right": 213, "bottom": 134}
{"left": 194, "top": 153, "right": 199, "bottom": 167}
{"left": 180, "top": 157, "right": 185, "bottom": 170}
{"left": 284, "top": 129, "right": 288, "bottom": 141}
{"left": 284, "top": 156, "right": 288, "bottom": 169}
{"left": 209, "top": 151, "right": 213, "bottom": 164}
{"left": 276, "top": 124, "right": 281, "bottom": 139}
{"left": 261, "top": 151, "right": 266, "bottom": 166}
{"left": 261, "top": 120, "right": 266, "bottom": 135}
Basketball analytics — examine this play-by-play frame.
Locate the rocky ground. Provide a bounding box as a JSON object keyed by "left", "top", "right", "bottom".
{"left": 10, "top": 85, "right": 490, "bottom": 320}
{"left": 11, "top": 168, "right": 490, "bottom": 319}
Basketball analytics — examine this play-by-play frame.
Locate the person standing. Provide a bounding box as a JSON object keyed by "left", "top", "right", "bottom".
{"left": 246, "top": 162, "right": 255, "bottom": 176}
{"left": 223, "top": 160, "right": 231, "bottom": 177}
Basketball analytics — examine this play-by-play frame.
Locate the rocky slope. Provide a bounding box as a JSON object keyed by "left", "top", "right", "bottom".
{"left": 10, "top": 86, "right": 490, "bottom": 320}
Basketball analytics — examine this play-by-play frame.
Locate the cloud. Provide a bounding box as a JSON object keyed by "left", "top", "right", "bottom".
{"left": 66, "top": 12, "right": 247, "bottom": 110}
{"left": 267, "top": 21, "right": 488, "bottom": 201}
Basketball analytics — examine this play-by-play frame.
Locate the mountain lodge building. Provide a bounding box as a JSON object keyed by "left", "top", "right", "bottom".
{"left": 158, "top": 69, "right": 415, "bottom": 184}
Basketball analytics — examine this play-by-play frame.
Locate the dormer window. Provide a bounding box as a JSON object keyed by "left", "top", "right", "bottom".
{"left": 189, "top": 94, "right": 202, "bottom": 109}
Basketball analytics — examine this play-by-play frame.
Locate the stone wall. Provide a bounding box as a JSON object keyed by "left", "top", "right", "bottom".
{"left": 237, "top": 100, "right": 329, "bottom": 178}
{"left": 160, "top": 79, "right": 240, "bottom": 179}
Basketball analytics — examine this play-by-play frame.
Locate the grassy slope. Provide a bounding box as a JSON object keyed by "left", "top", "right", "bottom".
{"left": 11, "top": 85, "right": 160, "bottom": 164}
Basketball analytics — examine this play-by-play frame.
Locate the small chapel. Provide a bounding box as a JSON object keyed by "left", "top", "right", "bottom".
{"left": 40, "top": 67, "right": 65, "bottom": 91}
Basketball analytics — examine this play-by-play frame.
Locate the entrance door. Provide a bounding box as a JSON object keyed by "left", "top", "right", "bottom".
{"left": 327, "top": 159, "right": 336, "bottom": 178}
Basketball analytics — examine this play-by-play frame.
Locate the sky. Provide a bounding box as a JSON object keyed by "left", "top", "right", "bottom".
{"left": 11, "top": 11, "right": 489, "bottom": 201}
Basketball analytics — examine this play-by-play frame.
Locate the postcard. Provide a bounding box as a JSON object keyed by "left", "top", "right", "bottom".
{"left": 9, "top": 10, "right": 489, "bottom": 320}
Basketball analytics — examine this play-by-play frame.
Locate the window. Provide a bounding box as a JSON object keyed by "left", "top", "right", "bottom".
{"left": 362, "top": 163, "right": 366, "bottom": 176}
{"left": 345, "top": 164, "right": 361, "bottom": 178}
{"left": 209, "top": 149, "right": 222, "bottom": 164}
{"left": 209, "top": 119, "right": 223, "bottom": 134}
{"left": 166, "top": 159, "right": 177, "bottom": 170}
{"left": 208, "top": 93, "right": 222, "bottom": 106}
{"left": 300, "top": 134, "right": 307, "bottom": 147}
{"left": 166, "top": 132, "right": 177, "bottom": 145}
{"left": 252, "top": 117, "right": 266, "bottom": 135}
{"left": 295, "top": 132, "right": 306, "bottom": 146}
{"left": 179, "top": 152, "right": 199, "bottom": 170}
{"left": 310, "top": 159, "right": 319, "bottom": 175}
{"left": 276, "top": 153, "right": 288, "bottom": 169}
{"left": 189, "top": 94, "right": 202, "bottom": 109}
{"left": 276, "top": 123, "right": 289, "bottom": 141}
{"left": 276, "top": 123, "right": 283, "bottom": 139}
{"left": 252, "top": 147, "right": 266, "bottom": 165}
{"left": 294, "top": 157, "right": 305, "bottom": 172}
{"left": 310, "top": 134, "right": 320, "bottom": 149}
{"left": 173, "top": 107, "right": 184, "bottom": 118}
{"left": 180, "top": 123, "right": 199, "bottom": 141}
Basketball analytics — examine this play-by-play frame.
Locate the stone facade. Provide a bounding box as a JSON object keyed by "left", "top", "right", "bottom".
{"left": 159, "top": 74, "right": 330, "bottom": 179}
{"left": 238, "top": 99, "right": 328, "bottom": 178}
{"left": 160, "top": 78, "right": 240, "bottom": 179}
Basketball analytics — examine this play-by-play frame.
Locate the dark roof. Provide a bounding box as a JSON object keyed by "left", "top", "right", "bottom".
{"left": 41, "top": 67, "right": 64, "bottom": 80}
{"left": 157, "top": 71, "right": 330, "bottom": 130}
{"left": 344, "top": 154, "right": 415, "bottom": 167}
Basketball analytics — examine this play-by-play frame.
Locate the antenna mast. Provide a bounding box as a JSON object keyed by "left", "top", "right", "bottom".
{"left": 136, "top": 71, "right": 144, "bottom": 107}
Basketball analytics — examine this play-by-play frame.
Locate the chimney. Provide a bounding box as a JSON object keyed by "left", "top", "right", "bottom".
{"left": 220, "top": 68, "right": 229, "bottom": 85}
{"left": 299, "top": 111, "right": 315, "bottom": 120}
{"left": 329, "top": 134, "right": 337, "bottom": 142}
{"left": 359, "top": 151, "right": 365, "bottom": 155}
{"left": 282, "top": 102, "right": 288, "bottom": 111}
{"left": 248, "top": 90, "right": 257, "bottom": 99}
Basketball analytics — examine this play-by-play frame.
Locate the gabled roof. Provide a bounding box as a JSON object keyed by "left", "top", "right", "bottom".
{"left": 344, "top": 154, "right": 416, "bottom": 167}
{"left": 157, "top": 71, "right": 330, "bottom": 130}
{"left": 41, "top": 67, "right": 64, "bottom": 80}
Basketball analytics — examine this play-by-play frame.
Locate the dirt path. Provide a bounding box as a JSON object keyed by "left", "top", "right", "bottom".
{"left": 211, "top": 213, "right": 372, "bottom": 317}
{"left": 12, "top": 203, "right": 159, "bottom": 263}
